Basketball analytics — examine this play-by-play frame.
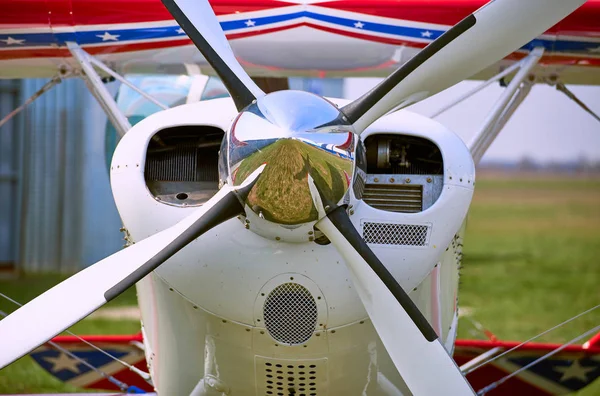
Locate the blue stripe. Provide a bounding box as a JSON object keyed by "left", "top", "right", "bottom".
{"left": 304, "top": 11, "right": 445, "bottom": 40}
{"left": 0, "top": 12, "right": 598, "bottom": 54}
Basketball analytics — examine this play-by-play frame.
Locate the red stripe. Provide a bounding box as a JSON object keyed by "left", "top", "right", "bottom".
{"left": 0, "top": 39, "right": 194, "bottom": 60}
{"left": 455, "top": 338, "right": 600, "bottom": 353}
{"left": 50, "top": 333, "right": 144, "bottom": 343}
{"left": 316, "top": 0, "right": 600, "bottom": 34}
{"left": 0, "top": 0, "right": 294, "bottom": 26}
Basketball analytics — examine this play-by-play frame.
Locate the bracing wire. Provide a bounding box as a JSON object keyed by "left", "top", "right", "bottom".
{"left": 0, "top": 291, "right": 152, "bottom": 386}
{"left": 0, "top": 309, "right": 146, "bottom": 393}
{"left": 477, "top": 324, "right": 600, "bottom": 395}
{"left": 464, "top": 303, "right": 600, "bottom": 375}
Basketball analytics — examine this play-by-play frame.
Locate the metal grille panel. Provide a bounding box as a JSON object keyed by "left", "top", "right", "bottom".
{"left": 256, "top": 356, "right": 328, "bottom": 396}
{"left": 363, "top": 183, "right": 423, "bottom": 213}
{"left": 263, "top": 283, "right": 317, "bottom": 345}
{"left": 362, "top": 222, "right": 429, "bottom": 246}
{"left": 352, "top": 173, "right": 366, "bottom": 199}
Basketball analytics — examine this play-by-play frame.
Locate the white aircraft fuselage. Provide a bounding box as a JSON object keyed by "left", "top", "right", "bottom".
{"left": 110, "top": 96, "right": 475, "bottom": 394}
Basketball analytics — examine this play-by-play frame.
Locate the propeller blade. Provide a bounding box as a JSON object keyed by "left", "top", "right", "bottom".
{"left": 341, "top": 0, "right": 586, "bottom": 133}
{"left": 316, "top": 206, "right": 474, "bottom": 395}
{"left": 161, "top": 0, "right": 264, "bottom": 111}
{"left": 0, "top": 168, "right": 263, "bottom": 369}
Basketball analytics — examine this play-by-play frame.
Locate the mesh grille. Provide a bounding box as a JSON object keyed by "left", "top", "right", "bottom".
{"left": 263, "top": 283, "right": 317, "bottom": 345}
{"left": 362, "top": 222, "right": 429, "bottom": 246}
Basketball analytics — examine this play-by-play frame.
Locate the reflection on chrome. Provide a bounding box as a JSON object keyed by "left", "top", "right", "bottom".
{"left": 220, "top": 90, "right": 356, "bottom": 228}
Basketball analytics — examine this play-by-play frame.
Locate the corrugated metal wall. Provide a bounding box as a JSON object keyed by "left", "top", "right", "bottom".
{"left": 0, "top": 77, "right": 122, "bottom": 273}
{"left": 0, "top": 80, "right": 21, "bottom": 270}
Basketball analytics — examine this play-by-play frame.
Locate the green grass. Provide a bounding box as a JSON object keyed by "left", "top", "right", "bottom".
{"left": 0, "top": 174, "right": 599, "bottom": 394}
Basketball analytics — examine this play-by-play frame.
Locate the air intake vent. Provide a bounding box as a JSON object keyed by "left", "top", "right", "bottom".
{"left": 363, "top": 184, "right": 423, "bottom": 213}
{"left": 264, "top": 283, "right": 317, "bottom": 345}
{"left": 362, "top": 222, "right": 430, "bottom": 246}
{"left": 256, "top": 356, "right": 327, "bottom": 396}
{"left": 353, "top": 172, "right": 366, "bottom": 199}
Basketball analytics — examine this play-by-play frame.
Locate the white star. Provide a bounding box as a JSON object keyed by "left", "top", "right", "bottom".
{"left": 421, "top": 30, "right": 433, "bottom": 38}
{"left": 96, "top": 32, "right": 120, "bottom": 42}
{"left": 354, "top": 21, "right": 365, "bottom": 29}
{"left": 554, "top": 360, "right": 596, "bottom": 382}
{"left": 245, "top": 19, "right": 256, "bottom": 27}
{"left": 43, "top": 352, "right": 86, "bottom": 374}
{"left": 1, "top": 37, "right": 25, "bottom": 45}
{"left": 176, "top": 27, "right": 185, "bottom": 34}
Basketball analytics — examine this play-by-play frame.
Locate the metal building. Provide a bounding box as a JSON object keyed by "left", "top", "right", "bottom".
{"left": 0, "top": 78, "right": 122, "bottom": 273}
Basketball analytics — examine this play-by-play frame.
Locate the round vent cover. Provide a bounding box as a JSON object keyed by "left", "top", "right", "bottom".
{"left": 263, "top": 283, "right": 318, "bottom": 345}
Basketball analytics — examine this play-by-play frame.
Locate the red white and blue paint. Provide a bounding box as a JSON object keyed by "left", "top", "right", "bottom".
{"left": 1, "top": 0, "right": 600, "bottom": 79}
{"left": 29, "top": 334, "right": 600, "bottom": 395}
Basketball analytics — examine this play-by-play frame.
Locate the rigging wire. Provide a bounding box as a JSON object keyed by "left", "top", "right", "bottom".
{"left": 0, "top": 309, "right": 145, "bottom": 393}
{"left": 477, "top": 324, "right": 600, "bottom": 395}
{"left": 463, "top": 303, "right": 600, "bottom": 375}
{"left": 0, "top": 291, "right": 152, "bottom": 386}
{"left": 555, "top": 82, "right": 600, "bottom": 123}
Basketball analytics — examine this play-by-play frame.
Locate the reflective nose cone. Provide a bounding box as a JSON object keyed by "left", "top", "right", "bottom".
{"left": 220, "top": 90, "right": 355, "bottom": 230}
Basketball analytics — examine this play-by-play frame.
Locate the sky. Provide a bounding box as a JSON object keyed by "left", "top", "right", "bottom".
{"left": 344, "top": 79, "right": 600, "bottom": 163}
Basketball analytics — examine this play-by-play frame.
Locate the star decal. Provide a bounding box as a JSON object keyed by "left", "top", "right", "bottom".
{"left": 1, "top": 37, "right": 25, "bottom": 45}
{"left": 354, "top": 21, "right": 365, "bottom": 29}
{"left": 43, "top": 352, "right": 86, "bottom": 374}
{"left": 421, "top": 30, "right": 433, "bottom": 38}
{"left": 554, "top": 360, "right": 596, "bottom": 382}
{"left": 176, "top": 27, "right": 185, "bottom": 34}
{"left": 96, "top": 32, "right": 120, "bottom": 42}
{"left": 245, "top": 19, "right": 256, "bottom": 27}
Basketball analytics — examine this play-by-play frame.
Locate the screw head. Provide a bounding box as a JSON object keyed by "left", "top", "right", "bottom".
{"left": 405, "top": 178, "right": 411, "bottom": 183}
{"left": 427, "top": 177, "right": 432, "bottom": 183}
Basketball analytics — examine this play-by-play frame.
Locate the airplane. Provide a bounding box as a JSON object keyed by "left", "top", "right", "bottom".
{"left": 0, "top": 0, "right": 599, "bottom": 395}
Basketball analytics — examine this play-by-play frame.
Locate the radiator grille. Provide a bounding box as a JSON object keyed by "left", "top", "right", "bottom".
{"left": 263, "top": 283, "right": 317, "bottom": 345}
{"left": 362, "top": 183, "right": 422, "bottom": 213}
{"left": 145, "top": 144, "right": 218, "bottom": 182}
{"left": 256, "top": 356, "right": 327, "bottom": 396}
{"left": 362, "top": 222, "right": 429, "bottom": 246}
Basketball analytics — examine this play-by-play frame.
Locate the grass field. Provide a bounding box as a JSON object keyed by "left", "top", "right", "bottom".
{"left": 0, "top": 173, "right": 598, "bottom": 394}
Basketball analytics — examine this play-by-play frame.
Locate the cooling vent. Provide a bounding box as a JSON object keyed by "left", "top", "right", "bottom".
{"left": 255, "top": 356, "right": 327, "bottom": 396}
{"left": 362, "top": 183, "right": 422, "bottom": 213}
{"left": 352, "top": 173, "right": 366, "bottom": 199}
{"left": 263, "top": 283, "right": 317, "bottom": 345}
{"left": 362, "top": 222, "right": 430, "bottom": 246}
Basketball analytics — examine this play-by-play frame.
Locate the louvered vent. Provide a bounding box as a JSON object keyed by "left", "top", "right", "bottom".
{"left": 353, "top": 173, "right": 366, "bottom": 199}
{"left": 363, "top": 183, "right": 423, "bottom": 213}
{"left": 362, "top": 222, "right": 430, "bottom": 246}
{"left": 256, "top": 356, "right": 327, "bottom": 396}
{"left": 263, "top": 283, "right": 317, "bottom": 345}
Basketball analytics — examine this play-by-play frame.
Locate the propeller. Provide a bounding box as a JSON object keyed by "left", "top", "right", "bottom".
{"left": 0, "top": 0, "right": 586, "bottom": 394}
{"left": 309, "top": 176, "right": 474, "bottom": 394}
{"left": 0, "top": 167, "right": 263, "bottom": 369}
{"left": 161, "top": 0, "right": 265, "bottom": 111}
{"left": 317, "top": 208, "right": 474, "bottom": 394}
{"left": 340, "top": 0, "right": 586, "bottom": 134}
